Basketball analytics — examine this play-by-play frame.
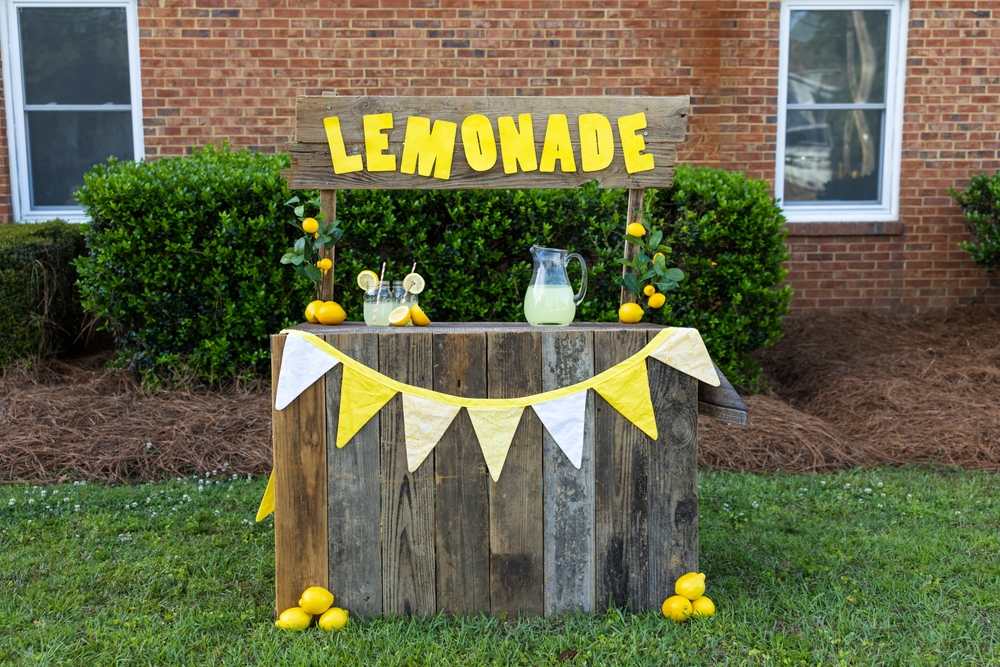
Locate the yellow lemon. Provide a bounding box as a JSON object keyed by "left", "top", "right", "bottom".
{"left": 691, "top": 595, "right": 716, "bottom": 617}
{"left": 675, "top": 572, "right": 706, "bottom": 600}
{"left": 298, "top": 586, "right": 334, "bottom": 615}
{"left": 389, "top": 306, "right": 411, "bottom": 326}
{"left": 274, "top": 607, "right": 312, "bottom": 631}
{"left": 410, "top": 304, "right": 431, "bottom": 326}
{"left": 648, "top": 293, "right": 666, "bottom": 309}
{"left": 661, "top": 595, "right": 693, "bottom": 622}
{"left": 652, "top": 252, "right": 666, "bottom": 264}
{"left": 618, "top": 302, "right": 644, "bottom": 323}
{"left": 357, "top": 270, "right": 379, "bottom": 291}
{"left": 317, "top": 301, "right": 346, "bottom": 325}
{"left": 302, "top": 218, "right": 319, "bottom": 234}
{"left": 304, "top": 300, "right": 324, "bottom": 323}
{"left": 643, "top": 284, "right": 656, "bottom": 297}
{"left": 316, "top": 258, "right": 333, "bottom": 270}
{"left": 402, "top": 272, "right": 425, "bottom": 295}
{"left": 626, "top": 222, "right": 646, "bottom": 237}
{"left": 318, "top": 607, "right": 349, "bottom": 632}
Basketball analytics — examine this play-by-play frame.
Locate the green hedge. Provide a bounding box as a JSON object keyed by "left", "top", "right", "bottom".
{"left": 950, "top": 171, "right": 1000, "bottom": 271}
{"left": 0, "top": 220, "right": 87, "bottom": 368}
{"left": 75, "top": 146, "right": 790, "bottom": 390}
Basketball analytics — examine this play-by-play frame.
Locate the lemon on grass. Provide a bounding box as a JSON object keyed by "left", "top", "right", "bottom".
{"left": 643, "top": 284, "right": 656, "bottom": 297}
{"left": 691, "top": 595, "right": 716, "bottom": 617}
{"left": 317, "top": 301, "right": 347, "bottom": 325}
{"left": 675, "top": 571, "right": 706, "bottom": 600}
{"left": 357, "top": 270, "right": 379, "bottom": 292}
{"left": 661, "top": 595, "right": 693, "bottom": 622}
{"left": 388, "top": 305, "right": 411, "bottom": 326}
{"left": 618, "top": 302, "right": 644, "bottom": 323}
{"left": 275, "top": 607, "right": 312, "bottom": 631}
{"left": 402, "top": 272, "right": 425, "bottom": 295}
{"left": 626, "top": 222, "right": 646, "bottom": 237}
{"left": 302, "top": 217, "right": 319, "bottom": 234}
{"left": 410, "top": 303, "right": 431, "bottom": 326}
{"left": 298, "top": 586, "right": 335, "bottom": 615}
{"left": 304, "top": 300, "right": 324, "bottom": 323}
{"left": 648, "top": 293, "right": 666, "bottom": 309}
{"left": 317, "top": 258, "right": 333, "bottom": 270}
{"left": 318, "top": 607, "right": 349, "bottom": 632}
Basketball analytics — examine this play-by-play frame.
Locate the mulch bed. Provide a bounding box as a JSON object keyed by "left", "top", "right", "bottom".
{"left": 2, "top": 308, "right": 999, "bottom": 484}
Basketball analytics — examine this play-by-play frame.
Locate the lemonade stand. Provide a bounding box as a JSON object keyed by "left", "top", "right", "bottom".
{"left": 266, "top": 95, "right": 746, "bottom": 619}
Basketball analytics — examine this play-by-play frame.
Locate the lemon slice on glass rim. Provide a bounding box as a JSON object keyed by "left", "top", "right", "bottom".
{"left": 357, "top": 270, "right": 379, "bottom": 291}
{"left": 402, "top": 272, "right": 425, "bottom": 294}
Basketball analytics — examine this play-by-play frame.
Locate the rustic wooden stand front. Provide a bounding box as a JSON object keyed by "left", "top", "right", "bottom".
{"left": 272, "top": 322, "right": 698, "bottom": 618}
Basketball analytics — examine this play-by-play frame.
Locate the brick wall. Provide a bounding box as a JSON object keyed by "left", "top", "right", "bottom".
{"left": 1, "top": 0, "right": 998, "bottom": 311}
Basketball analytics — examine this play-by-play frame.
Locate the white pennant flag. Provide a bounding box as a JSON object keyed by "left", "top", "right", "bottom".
{"left": 467, "top": 407, "right": 525, "bottom": 482}
{"left": 402, "top": 394, "right": 461, "bottom": 472}
{"left": 531, "top": 390, "right": 588, "bottom": 469}
{"left": 275, "top": 334, "right": 340, "bottom": 410}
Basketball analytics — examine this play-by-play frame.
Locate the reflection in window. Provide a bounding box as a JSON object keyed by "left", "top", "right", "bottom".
{"left": 783, "top": 10, "right": 889, "bottom": 204}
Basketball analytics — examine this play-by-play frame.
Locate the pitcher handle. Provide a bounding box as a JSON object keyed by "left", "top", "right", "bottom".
{"left": 567, "top": 253, "right": 588, "bottom": 305}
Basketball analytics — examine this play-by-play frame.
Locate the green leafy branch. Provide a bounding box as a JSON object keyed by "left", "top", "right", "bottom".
{"left": 279, "top": 194, "right": 343, "bottom": 284}
{"left": 613, "top": 226, "right": 685, "bottom": 297}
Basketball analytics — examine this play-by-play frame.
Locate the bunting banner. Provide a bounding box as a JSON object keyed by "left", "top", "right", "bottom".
{"left": 259, "top": 326, "right": 726, "bottom": 520}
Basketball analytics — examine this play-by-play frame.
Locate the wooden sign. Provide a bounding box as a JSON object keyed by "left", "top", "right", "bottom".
{"left": 284, "top": 96, "right": 689, "bottom": 190}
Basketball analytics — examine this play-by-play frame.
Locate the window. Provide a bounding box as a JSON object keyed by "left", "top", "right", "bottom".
{"left": 1, "top": 0, "right": 143, "bottom": 222}
{"left": 776, "top": 1, "right": 908, "bottom": 222}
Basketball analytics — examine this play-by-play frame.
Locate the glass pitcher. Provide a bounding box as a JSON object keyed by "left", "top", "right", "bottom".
{"left": 523, "top": 245, "right": 587, "bottom": 326}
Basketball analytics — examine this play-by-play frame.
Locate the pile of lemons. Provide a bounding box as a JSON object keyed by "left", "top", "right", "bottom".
{"left": 661, "top": 572, "right": 716, "bottom": 622}
{"left": 305, "top": 300, "right": 347, "bottom": 325}
{"left": 275, "top": 586, "right": 349, "bottom": 632}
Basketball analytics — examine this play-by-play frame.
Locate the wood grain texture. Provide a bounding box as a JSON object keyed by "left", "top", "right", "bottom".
{"left": 646, "top": 331, "right": 699, "bottom": 603}
{"left": 542, "top": 331, "right": 596, "bottom": 616}
{"left": 295, "top": 95, "right": 690, "bottom": 144}
{"left": 284, "top": 144, "right": 676, "bottom": 190}
{"left": 433, "top": 332, "right": 491, "bottom": 615}
{"left": 593, "top": 329, "right": 650, "bottom": 612}
{"left": 325, "top": 333, "right": 382, "bottom": 618}
{"left": 318, "top": 190, "right": 336, "bottom": 303}
{"left": 271, "top": 334, "right": 328, "bottom": 615}
{"left": 620, "top": 189, "right": 645, "bottom": 307}
{"left": 487, "top": 330, "right": 544, "bottom": 617}
{"left": 379, "top": 332, "right": 436, "bottom": 616}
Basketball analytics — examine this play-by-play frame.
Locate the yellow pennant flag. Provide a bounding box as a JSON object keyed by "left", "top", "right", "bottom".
{"left": 593, "top": 360, "right": 659, "bottom": 440}
{"left": 337, "top": 365, "right": 397, "bottom": 449}
{"left": 467, "top": 406, "right": 525, "bottom": 482}
{"left": 649, "top": 327, "right": 720, "bottom": 386}
{"left": 256, "top": 469, "right": 275, "bottom": 522}
{"left": 403, "top": 393, "right": 461, "bottom": 473}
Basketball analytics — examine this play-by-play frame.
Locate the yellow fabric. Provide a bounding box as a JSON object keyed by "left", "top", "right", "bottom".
{"left": 403, "top": 394, "right": 461, "bottom": 472}
{"left": 467, "top": 406, "right": 525, "bottom": 482}
{"left": 256, "top": 469, "right": 275, "bottom": 522}
{"left": 593, "top": 359, "right": 658, "bottom": 440}
{"left": 650, "top": 328, "right": 720, "bottom": 387}
{"left": 336, "top": 365, "right": 398, "bottom": 449}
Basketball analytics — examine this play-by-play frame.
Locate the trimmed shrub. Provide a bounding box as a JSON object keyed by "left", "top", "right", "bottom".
{"left": 0, "top": 220, "right": 87, "bottom": 368}
{"left": 949, "top": 172, "right": 1000, "bottom": 271}
{"left": 73, "top": 145, "right": 313, "bottom": 385}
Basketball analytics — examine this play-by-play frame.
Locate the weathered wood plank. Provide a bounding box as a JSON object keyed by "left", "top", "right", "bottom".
{"left": 318, "top": 190, "right": 336, "bottom": 303}
{"left": 593, "top": 329, "right": 650, "bottom": 612}
{"left": 620, "top": 189, "right": 645, "bottom": 307}
{"left": 271, "top": 334, "right": 328, "bottom": 614}
{"left": 487, "top": 330, "right": 544, "bottom": 616}
{"left": 542, "top": 330, "right": 596, "bottom": 616}
{"left": 295, "top": 95, "right": 690, "bottom": 144}
{"left": 325, "top": 333, "right": 382, "bottom": 618}
{"left": 379, "top": 332, "right": 436, "bottom": 616}
{"left": 646, "top": 331, "right": 700, "bottom": 604}
{"left": 284, "top": 144, "right": 676, "bottom": 190}
{"left": 433, "top": 332, "right": 491, "bottom": 615}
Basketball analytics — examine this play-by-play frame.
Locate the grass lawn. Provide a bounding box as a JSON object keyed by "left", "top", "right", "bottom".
{"left": 2, "top": 467, "right": 998, "bottom": 666}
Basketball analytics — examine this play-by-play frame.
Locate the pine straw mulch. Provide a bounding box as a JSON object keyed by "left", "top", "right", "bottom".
{"left": 2, "top": 308, "right": 999, "bottom": 484}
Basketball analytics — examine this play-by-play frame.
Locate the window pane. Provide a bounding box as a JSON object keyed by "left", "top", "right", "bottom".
{"left": 787, "top": 10, "right": 889, "bottom": 105}
{"left": 26, "top": 111, "right": 134, "bottom": 207}
{"left": 20, "top": 7, "right": 131, "bottom": 105}
{"left": 783, "top": 108, "right": 883, "bottom": 203}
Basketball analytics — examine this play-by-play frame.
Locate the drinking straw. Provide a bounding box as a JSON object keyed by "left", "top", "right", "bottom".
{"left": 375, "top": 261, "right": 387, "bottom": 309}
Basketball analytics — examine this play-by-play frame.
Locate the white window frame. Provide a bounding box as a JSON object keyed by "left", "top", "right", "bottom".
{"left": 775, "top": 0, "right": 908, "bottom": 223}
{"left": 0, "top": 0, "right": 144, "bottom": 223}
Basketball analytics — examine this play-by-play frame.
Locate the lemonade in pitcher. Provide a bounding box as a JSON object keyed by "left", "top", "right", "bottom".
{"left": 523, "top": 245, "right": 587, "bottom": 326}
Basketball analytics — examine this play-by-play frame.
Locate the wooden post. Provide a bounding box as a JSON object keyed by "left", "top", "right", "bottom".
{"left": 620, "top": 188, "right": 645, "bottom": 309}
{"left": 319, "top": 190, "right": 336, "bottom": 303}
